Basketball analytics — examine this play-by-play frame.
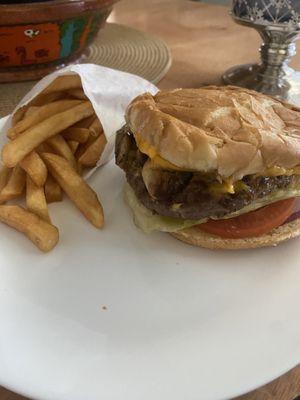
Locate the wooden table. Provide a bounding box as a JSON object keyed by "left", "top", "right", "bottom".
{"left": 1, "top": 0, "right": 299, "bottom": 399}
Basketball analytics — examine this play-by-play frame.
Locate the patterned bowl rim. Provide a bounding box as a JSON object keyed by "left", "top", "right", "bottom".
{"left": 0, "top": 0, "right": 118, "bottom": 10}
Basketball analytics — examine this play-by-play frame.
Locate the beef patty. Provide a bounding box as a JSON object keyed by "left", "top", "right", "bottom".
{"left": 115, "top": 125, "right": 294, "bottom": 220}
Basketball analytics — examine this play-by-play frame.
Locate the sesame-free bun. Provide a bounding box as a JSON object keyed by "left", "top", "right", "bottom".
{"left": 171, "top": 218, "right": 300, "bottom": 250}
{"left": 126, "top": 86, "right": 300, "bottom": 181}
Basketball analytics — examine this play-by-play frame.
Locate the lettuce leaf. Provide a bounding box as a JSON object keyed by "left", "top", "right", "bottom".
{"left": 124, "top": 178, "right": 300, "bottom": 233}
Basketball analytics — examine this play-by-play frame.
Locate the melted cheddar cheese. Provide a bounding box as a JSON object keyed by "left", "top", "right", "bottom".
{"left": 263, "top": 166, "right": 300, "bottom": 176}
{"left": 209, "top": 180, "right": 235, "bottom": 195}
{"left": 135, "top": 136, "right": 182, "bottom": 171}
{"left": 135, "top": 136, "right": 300, "bottom": 194}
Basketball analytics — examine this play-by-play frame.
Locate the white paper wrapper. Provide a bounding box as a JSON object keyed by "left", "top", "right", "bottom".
{"left": 1, "top": 63, "right": 158, "bottom": 175}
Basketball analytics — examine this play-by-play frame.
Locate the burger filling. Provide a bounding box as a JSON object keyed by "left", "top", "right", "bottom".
{"left": 116, "top": 126, "right": 300, "bottom": 233}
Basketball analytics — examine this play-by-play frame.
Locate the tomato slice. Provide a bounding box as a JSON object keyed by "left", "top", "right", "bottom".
{"left": 198, "top": 198, "right": 296, "bottom": 239}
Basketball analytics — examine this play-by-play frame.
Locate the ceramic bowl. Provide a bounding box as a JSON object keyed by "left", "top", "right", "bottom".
{"left": 0, "top": 0, "right": 118, "bottom": 82}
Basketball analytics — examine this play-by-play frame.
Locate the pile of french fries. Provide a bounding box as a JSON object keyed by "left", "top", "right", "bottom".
{"left": 0, "top": 75, "right": 106, "bottom": 252}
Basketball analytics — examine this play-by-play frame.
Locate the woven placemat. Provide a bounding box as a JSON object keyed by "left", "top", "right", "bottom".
{"left": 0, "top": 23, "right": 171, "bottom": 117}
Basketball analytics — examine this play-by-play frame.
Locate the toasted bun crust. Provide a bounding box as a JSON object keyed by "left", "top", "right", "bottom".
{"left": 126, "top": 86, "right": 300, "bottom": 181}
{"left": 171, "top": 218, "right": 300, "bottom": 249}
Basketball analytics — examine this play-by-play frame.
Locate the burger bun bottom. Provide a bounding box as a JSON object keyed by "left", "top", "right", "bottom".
{"left": 171, "top": 218, "right": 300, "bottom": 250}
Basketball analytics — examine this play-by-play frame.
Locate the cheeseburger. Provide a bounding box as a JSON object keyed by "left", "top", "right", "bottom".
{"left": 115, "top": 86, "right": 300, "bottom": 249}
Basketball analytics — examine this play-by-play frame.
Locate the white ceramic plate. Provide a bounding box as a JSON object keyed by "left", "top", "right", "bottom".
{"left": 0, "top": 118, "right": 299, "bottom": 400}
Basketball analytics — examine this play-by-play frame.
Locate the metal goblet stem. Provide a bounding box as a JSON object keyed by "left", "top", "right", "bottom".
{"left": 223, "top": 18, "right": 300, "bottom": 102}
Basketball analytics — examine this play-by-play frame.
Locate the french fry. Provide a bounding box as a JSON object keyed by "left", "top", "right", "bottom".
{"left": 26, "top": 175, "right": 50, "bottom": 223}
{"left": 75, "top": 116, "right": 103, "bottom": 160}
{"left": 47, "top": 134, "right": 77, "bottom": 170}
{"left": 62, "top": 127, "right": 90, "bottom": 143}
{"left": 78, "top": 134, "right": 107, "bottom": 167}
{"left": 0, "top": 75, "right": 109, "bottom": 252}
{"left": 19, "top": 151, "right": 47, "bottom": 187}
{"left": 67, "top": 140, "right": 79, "bottom": 154}
{"left": 25, "top": 106, "right": 40, "bottom": 118}
{"left": 37, "top": 143, "right": 54, "bottom": 154}
{"left": 89, "top": 117, "right": 103, "bottom": 137}
{"left": 30, "top": 91, "right": 64, "bottom": 107}
{"left": 75, "top": 136, "right": 96, "bottom": 160}
{"left": 0, "top": 166, "right": 11, "bottom": 192}
{"left": 12, "top": 106, "right": 27, "bottom": 126}
{"left": 2, "top": 101, "right": 94, "bottom": 168}
{"left": 0, "top": 165, "right": 26, "bottom": 203}
{"left": 0, "top": 205, "right": 58, "bottom": 252}
{"left": 42, "top": 75, "right": 82, "bottom": 94}
{"left": 72, "top": 114, "right": 96, "bottom": 129}
{"left": 41, "top": 153, "right": 104, "bottom": 228}
{"left": 8, "top": 99, "right": 83, "bottom": 139}
{"left": 67, "top": 89, "right": 87, "bottom": 100}
{"left": 45, "top": 174, "right": 62, "bottom": 203}
{"left": 77, "top": 162, "right": 83, "bottom": 176}
{"left": 11, "top": 93, "right": 65, "bottom": 126}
